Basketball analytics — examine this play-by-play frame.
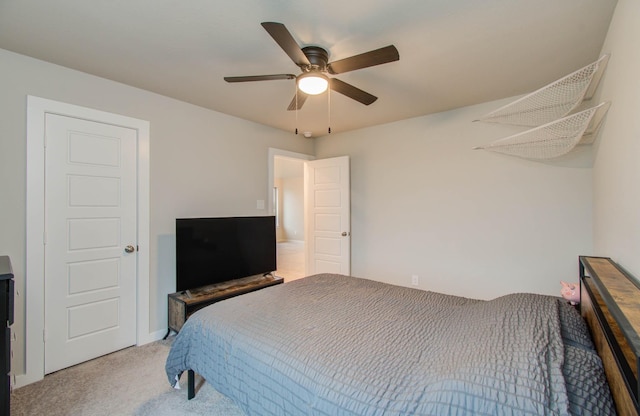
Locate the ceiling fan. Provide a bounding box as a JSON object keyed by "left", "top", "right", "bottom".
{"left": 224, "top": 22, "right": 400, "bottom": 111}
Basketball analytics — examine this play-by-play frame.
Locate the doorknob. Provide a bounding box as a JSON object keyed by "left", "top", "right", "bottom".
{"left": 341, "top": 232, "right": 350, "bottom": 237}
{"left": 124, "top": 245, "right": 136, "bottom": 253}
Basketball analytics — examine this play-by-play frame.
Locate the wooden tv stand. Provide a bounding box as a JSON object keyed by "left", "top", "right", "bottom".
{"left": 166, "top": 274, "right": 283, "bottom": 336}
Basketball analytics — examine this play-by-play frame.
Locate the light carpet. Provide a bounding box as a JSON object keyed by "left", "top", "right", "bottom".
{"left": 11, "top": 339, "right": 245, "bottom": 416}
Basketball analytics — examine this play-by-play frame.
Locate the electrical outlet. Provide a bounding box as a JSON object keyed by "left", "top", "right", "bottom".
{"left": 411, "top": 275, "right": 419, "bottom": 286}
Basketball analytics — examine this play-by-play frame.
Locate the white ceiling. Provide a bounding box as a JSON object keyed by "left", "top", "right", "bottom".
{"left": 0, "top": 0, "right": 617, "bottom": 138}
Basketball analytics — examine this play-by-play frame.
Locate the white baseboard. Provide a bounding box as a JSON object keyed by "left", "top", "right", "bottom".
{"left": 138, "top": 328, "right": 168, "bottom": 345}
{"left": 14, "top": 372, "right": 40, "bottom": 389}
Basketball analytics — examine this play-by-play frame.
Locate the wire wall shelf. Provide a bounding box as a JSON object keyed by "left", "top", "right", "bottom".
{"left": 476, "top": 55, "right": 610, "bottom": 127}
{"left": 473, "top": 102, "right": 610, "bottom": 160}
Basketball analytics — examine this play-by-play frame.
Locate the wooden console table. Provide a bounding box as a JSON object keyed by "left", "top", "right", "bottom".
{"left": 167, "top": 274, "right": 283, "bottom": 336}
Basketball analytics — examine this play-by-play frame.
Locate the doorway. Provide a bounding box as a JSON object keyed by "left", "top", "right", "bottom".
{"left": 23, "top": 96, "right": 150, "bottom": 387}
{"left": 268, "top": 149, "right": 313, "bottom": 281}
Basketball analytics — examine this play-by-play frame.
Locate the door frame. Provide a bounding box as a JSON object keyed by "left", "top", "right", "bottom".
{"left": 22, "top": 96, "right": 150, "bottom": 387}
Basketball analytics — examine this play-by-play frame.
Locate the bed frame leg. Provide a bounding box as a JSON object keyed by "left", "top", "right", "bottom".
{"left": 188, "top": 369, "right": 195, "bottom": 400}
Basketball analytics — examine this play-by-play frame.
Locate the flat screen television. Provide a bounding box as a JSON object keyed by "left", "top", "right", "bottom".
{"left": 175, "top": 216, "right": 276, "bottom": 292}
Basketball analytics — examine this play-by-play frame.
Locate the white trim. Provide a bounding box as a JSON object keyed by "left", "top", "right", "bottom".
{"left": 267, "top": 148, "right": 314, "bottom": 216}
{"left": 147, "top": 328, "right": 170, "bottom": 343}
{"left": 22, "top": 96, "right": 151, "bottom": 387}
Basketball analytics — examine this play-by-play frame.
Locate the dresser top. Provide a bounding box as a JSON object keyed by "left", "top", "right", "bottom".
{"left": 0, "top": 256, "right": 13, "bottom": 280}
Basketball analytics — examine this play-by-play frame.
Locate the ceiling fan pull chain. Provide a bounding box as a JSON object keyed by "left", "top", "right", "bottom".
{"left": 295, "top": 85, "right": 299, "bottom": 135}
{"left": 328, "top": 84, "right": 332, "bottom": 134}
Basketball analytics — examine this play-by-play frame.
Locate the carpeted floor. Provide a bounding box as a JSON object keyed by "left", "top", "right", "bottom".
{"left": 11, "top": 339, "right": 245, "bottom": 416}
{"left": 10, "top": 244, "right": 305, "bottom": 416}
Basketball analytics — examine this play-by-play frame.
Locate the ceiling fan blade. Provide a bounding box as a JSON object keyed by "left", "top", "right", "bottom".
{"left": 330, "top": 78, "right": 378, "bottom": 105}
{"left": 261, "top": 22, "right": 311, "bottom": 67}
{"left": 287, "top": 92, "right": 308, "bottom": 111}
{"left": 224, "top": 74, "right": 296, "bottom": 83}
{"left": 328, "top": 45, "right": 399, "bottom": 74}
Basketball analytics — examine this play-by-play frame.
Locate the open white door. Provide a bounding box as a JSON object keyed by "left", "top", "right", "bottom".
{"left": 304, "top": 156, "right": 350, "bottom": 275}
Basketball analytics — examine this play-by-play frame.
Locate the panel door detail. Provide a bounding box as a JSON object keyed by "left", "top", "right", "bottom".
{"left": 304, "top": 156, "right": 351, "bottom": 275}
{"left": 44, "top": 114, "right": 137, "bottom": 374}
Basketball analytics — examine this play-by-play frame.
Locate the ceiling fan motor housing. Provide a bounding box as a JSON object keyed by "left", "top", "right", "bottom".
{"left": 301, "top": 46, "right": 329, "bottom": 72}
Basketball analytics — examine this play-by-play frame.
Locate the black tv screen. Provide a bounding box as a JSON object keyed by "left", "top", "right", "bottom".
{"left": 176, "top": 216, "right": 276, "bottom": 292}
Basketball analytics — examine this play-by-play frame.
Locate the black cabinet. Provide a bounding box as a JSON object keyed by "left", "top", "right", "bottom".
{"left": 0, "top": 256, "right": 14, "bottom": 416}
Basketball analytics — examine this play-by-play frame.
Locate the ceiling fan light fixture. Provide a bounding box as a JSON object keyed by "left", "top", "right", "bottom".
{"left": 297, "top": 72, "right": 329, "bottom": 95}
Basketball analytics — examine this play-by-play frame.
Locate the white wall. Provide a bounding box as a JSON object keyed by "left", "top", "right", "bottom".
{"left": 314, "top": 100, "right": 594, "bottom": 299}
{"left": 0, "top": 48, "right": 313, "bottom": 375}
{"left": 280, "top": 176, "right": 304, "bottom": 241}
{"left": 592, "top": 0, "right": 640, "bottom": 281}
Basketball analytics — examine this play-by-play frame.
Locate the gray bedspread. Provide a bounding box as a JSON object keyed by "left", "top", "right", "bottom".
{"left": 166, "top": 274, "right": 610, "bottom": 415}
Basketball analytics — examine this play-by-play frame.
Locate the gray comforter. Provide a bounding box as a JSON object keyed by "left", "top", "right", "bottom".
{"left": 166, "top": 274, "right": 611, "bottom": 415}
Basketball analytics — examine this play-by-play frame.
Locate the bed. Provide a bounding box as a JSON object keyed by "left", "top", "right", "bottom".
{"left": 166, "top": 256, "right": 637, "bottom": 415}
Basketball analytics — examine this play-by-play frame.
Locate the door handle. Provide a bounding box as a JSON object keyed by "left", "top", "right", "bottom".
{"left": 124, "top": 245, "right": 136, "bottom": 253}
{"left": 341, "top": 232, "right": 350, "bottom": 237}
